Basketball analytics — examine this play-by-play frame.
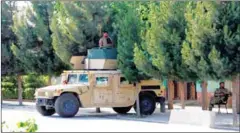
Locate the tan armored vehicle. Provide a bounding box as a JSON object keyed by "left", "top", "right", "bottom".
{"left": 35, "top": 48, "right": 166, "bottom": 117}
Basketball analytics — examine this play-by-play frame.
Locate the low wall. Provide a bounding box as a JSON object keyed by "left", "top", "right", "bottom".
{"left": 169, "top": 110, "right": 216, "bottom": 127}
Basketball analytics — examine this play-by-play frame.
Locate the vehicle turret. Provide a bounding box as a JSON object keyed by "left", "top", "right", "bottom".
{"left": 70, "top": 47, "right": 117, "bottom": 70}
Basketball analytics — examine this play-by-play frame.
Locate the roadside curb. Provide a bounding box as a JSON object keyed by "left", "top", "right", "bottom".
{"left": 111, "top": 115, "right": 169, "bottom": 124}
{"left": 213, "top": 125, "right": 240, "bottom": 131}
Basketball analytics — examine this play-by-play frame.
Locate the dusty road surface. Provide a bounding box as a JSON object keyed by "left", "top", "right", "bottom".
{"left": 1, "top": 101, "right": 239, "bottom": 132}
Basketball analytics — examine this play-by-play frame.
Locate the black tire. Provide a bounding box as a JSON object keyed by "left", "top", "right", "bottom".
{"left": 36, "top": 106, "right": 55, "bottom": 116}
{"left": 134, "top": 93, "right": 156, "bottom": 115}
{"left": 113, "top": 106, "right": 132, "bottom": 114}
{"left": 55, "top": 93, "right": 80, "bottom": 118}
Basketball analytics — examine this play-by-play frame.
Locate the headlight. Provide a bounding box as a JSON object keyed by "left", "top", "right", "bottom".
{"left": 45, "top": 92, "right": 49, "bottom": 97}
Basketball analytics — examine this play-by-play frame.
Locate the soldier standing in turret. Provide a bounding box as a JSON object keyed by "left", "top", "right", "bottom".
{"left": 209, "top": 82, "right": 232, "bottom": 111}
{"left": 99, "top": 31, "right": 113, "bottom": 48}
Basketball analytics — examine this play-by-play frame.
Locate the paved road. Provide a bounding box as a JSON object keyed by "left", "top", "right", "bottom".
{"left": 1, "top": 101, "right": 238, "bottom": 132}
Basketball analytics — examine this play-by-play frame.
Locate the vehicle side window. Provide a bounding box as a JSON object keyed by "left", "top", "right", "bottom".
{"left": 79, "top": 74, "right": 88, "bottom": 83}
{"left": 67, "top": 74, "right": 78, "bottom": 84}
{"left": 120, "top": 77, "right": 130, "bottom": 85}
{"left": 96, "top": 77, "right": 108, "bottom": 86}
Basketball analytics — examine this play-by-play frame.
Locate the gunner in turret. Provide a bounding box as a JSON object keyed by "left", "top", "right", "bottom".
{"left": 99, "top": 31, "right": 113, "bottom": 48}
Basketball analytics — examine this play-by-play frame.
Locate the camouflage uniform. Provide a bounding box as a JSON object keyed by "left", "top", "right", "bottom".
{"left": 209, "top": 87, "right": 231, "bottom": 111}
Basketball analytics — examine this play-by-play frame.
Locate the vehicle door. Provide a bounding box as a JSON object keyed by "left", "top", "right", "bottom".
{"left": 113, "top": 75, "right": 135, "bottom": 106}
{"left": 92, "top": 73, "right": 113, "bottom": 105}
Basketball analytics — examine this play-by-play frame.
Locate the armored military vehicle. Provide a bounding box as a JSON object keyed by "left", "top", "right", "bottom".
{"left": 35, "top": 47, "right": 166, "bottom": 117}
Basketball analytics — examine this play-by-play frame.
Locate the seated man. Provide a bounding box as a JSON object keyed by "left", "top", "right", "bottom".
{"left": 209, "top": 82, "right": 232, "bottom": 111}
{"left": 99, "top": 31, "right": 113, "bottom": 48}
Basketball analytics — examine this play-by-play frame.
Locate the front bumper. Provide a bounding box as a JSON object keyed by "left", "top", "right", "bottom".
{"left": 36, "top": 98, "right": 55, "bottom": 107}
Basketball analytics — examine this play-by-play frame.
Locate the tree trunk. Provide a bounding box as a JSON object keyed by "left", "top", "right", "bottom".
{"left": 237, "top": 87, "right": 240, "bottom": 114}
{"left": 232, "top": 75, "right": 239, "bottom": 126}
{"left": 178, "top": 81, "right": 185, "bottom": 109}
{"left": 136, "top": 93, "right": 141, "bottom": 117}
{"left": 201, "top": 81, "right": 208, "bottom": 110}
{"left": 184, "top": 82, "right": 188, "bottom": 100}
{"left": 190, "top": 82, "right": 196, "bottom": 100}
{"left": 235, "top": 77, "right": 240, "bottom": 114}
{"left": 177, "top": 82, "right": 181, "bottom": 100}
{"left": 168, "top": 80, "right": 174, "bottom": 110}
{"left": 17, "top": 74, "right": 23, "bottom": 106}
{"left": 48, "top": 75, "right": 52, "bottom": 85}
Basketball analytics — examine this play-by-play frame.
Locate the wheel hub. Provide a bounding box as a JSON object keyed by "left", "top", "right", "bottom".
{"left": 63, "top": 100, "right": 76, "bottom": 113}
{"left": 141, "top": 99, "right": 152, "bottom": 112}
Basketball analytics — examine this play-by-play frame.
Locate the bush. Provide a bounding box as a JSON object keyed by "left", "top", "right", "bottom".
{"left": 2, "top": 87, "right": 18, "bottom": 99}
{"left": 17, "top": 118, "right": 38, "bottom": 132}
{"left": 22, "top": 73, "right": 48, "bottom": 100}
{"left": 1, "top": 76, "right": 18, "bottom": 99}
{"left": 2, "top": 118, "right": 38, "bottom": 132}
{"left": 22, "top": 73, "right": 45, "bottom": 89}
{"left": 23, "top": 88, "right": 36, "bottom": 100}
{"left": 2, "top": 74, "right": 49, "bottom": 100}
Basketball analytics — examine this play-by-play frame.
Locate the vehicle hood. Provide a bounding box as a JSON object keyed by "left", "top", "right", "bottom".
{"left": 37, "top": 84, "right": 88, "bottom": 91}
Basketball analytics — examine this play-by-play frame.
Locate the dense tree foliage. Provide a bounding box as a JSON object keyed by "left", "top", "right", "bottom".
{"left": 182, "top": 1, "right": 240, "bottom": 81}
{"left": 213, "top": 2, "right": 240, "bottom": 78}
{"left": 134, "top": 1, "right": 198, "bottom": 81}
{"left": 133, "top": 2, "right": 163, "bottom": 80}
{"left": 182, "top": 1, "right": 219, "bottom": 81}
{"left": 50, "top": 1, "right": 109, "bottom": 64}
{"left": 11, "top": 2, "right": 68, "bottom": 75}
{"left": 1, "top": 1, "right": 23, "bottom": 75}
{"left": 112, "top": 2, "right": 144, "bottom": 81}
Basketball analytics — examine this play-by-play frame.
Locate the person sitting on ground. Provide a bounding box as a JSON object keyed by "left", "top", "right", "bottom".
{"left": 99, "top": 31, "right": 113, "bottom": 48}
{"left": 209, "top": 82, "right": 232, "bottom": 111}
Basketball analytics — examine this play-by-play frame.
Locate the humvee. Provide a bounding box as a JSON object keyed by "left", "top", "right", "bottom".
{"left": 35, "top": 48, "right": 166, "bottom": 117}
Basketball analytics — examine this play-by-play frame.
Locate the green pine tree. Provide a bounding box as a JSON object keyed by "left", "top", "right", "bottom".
{"left": 212, "top": 2, "right": 240, "bottom": 78}
{"left": 1, "top": 1, "right": 23, "bottom": 75}
{"left": 181, "top": 1, "right": 226, "bottom": 81}
{"left": 50, "top": 1, "right": 109, "bottom": 64}
{"left": 112, "top": 2, "right": 145, "bottom": 81}
{"left": 133, "top": 1, "right": 163, "bottom": 80}
{"left": 134, "top": 1, "right": 197, "bottom": 81}
{"left": 1, "top": 1, "right": 25, "bottom": 105}
{"left": 11, "top": 2, "right": 68, "bottom": 75}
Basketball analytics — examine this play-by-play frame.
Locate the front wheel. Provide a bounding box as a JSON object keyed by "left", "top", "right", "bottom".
{"left": 134, "top": 93, "right": 156, "bottom": 115}
{"left": 113, "top": 106, "right": 132, "bottom": 114}
{"left": 36, "top": 106, "right": 55, "bottom": 116}
{"left": 55, "top": 93, "right": 80, "bottom": 117}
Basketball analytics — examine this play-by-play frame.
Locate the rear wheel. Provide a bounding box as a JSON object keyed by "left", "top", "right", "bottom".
{"left": 134, "top": 93, "right": 156, "bottom": 115}
{"left": 113, "top": 106, "right": 132, "bottom": 114}
{"left": 36, "top": 106, "right": 55, "bottom": 116}
{"left": 55, "top": 93, "right": 80, "bottom": 117}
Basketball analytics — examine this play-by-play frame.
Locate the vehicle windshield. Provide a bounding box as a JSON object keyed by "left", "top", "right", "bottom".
{"left": 79, "top": 74, "right": 88, "bottom": 83}
{"left": 67, "top": 74, "right": 78, "bottom": 84}
{"left": 67, "top": 74, "right": 89, "bottom": 84}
